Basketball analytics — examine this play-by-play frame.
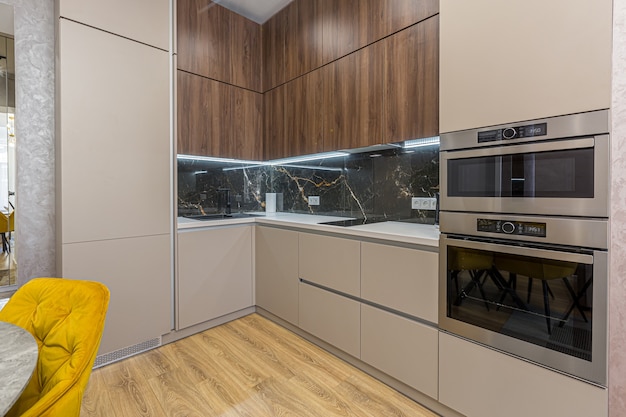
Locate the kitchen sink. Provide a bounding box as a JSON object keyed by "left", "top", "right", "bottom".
{"left": 182, "top": 213, "right": 264, "bottom": 221}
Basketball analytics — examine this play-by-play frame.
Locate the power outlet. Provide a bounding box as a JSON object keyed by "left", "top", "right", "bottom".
{"left": 308, "top": 196, "right": 320, "bottom": 206}
{"left": 411, "top": 197, "right": 437, "bottom": 210}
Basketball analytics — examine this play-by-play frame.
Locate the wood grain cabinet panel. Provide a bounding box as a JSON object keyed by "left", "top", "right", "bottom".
{"left": 261, "top": 5, "right": 288, "bottom": 91}
{"left": 177, "top": 0, "right": 232, "bottom": 84}
{"left": 321, "top": 0, "right": 386, "bottom": 63}
{"left": 383, "top": 0, "right": 439, "bottom": 35}
{"left": 178, "top": 0, "right": 262, "bottom": 92}
{"left": 384, "top": 16, "right": 439, "bottom": 143}
{"left": 284, "top": 0, "right": 324, "bottom": 82}
{"left": 177, "top": 70, "right": 229, "bottom": 157}
{"left": 230, "top": 88, "right": 263, "bottom": 160}
{"left": 284, "top": 71, "right": 324, "bottom": 156}
{"left": 178, "top": 71, "right": 262, "bottom": 160}
{"left": 324, "top": 43, "right": 384, "bottom": 151}
{"left": 263, "top": 86, "right": 286, "bottom": 160}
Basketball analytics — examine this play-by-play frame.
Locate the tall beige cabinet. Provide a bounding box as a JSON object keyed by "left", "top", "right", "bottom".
{"left": 439, "top": 0, "right": 613, "bottom": 133}
{"left": 56, "top": 0, "right": 173, "bottom": 359}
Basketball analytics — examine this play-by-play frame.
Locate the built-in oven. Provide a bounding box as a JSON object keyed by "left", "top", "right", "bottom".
{"left": 440, "top": 110, "right": 609, "bottom": 217}
{"left": 438, "top": 111, "right": 610, "bottom": 387}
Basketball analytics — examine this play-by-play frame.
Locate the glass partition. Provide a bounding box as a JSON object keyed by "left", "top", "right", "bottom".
{"left": 0, "top": 14, "right": 16, "bottom": 289}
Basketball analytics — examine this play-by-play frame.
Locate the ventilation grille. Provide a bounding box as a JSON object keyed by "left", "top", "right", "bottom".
{"left": 94, "top": 337, "right": 162, "bottom": 369}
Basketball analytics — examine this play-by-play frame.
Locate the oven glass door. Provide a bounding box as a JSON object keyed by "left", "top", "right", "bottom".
{"left": 447, "top": 143, "right": 593, "bottom": 198}
{"left": 440, "top": 136, "right": 609, "bottom": 218}
{"left": 440, "top": 235, "right": 607, "bottom": 385}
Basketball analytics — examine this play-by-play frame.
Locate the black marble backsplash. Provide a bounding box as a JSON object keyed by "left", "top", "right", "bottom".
{"left": 178, "top": 145, "right": 439, "bottom": 224}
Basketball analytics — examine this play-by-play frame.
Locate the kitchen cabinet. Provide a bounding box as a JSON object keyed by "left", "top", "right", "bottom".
{"left": 439, "top": 0, "right": 612, "bottom": 133}
{"left": 263, "top": 86, "right": 286, "bottom": 160}
{"left": 439, "top": 332, "right": 608, "bottom": 417}
{"left": 177, "top": 71, "right": 262, "bottom": 160}
{"left": 255, "top": 226, "right": 299, "bottom": 325}
{"left": 177, "top": 0, "right": 262, "bottom": 92}
{"left": 384, "top": 16, "right": 439, "bottom": 143}
{"left": 361, "top": 241, "right": 438, "bottom": 323}
{"left": 298, "top": 232, "right": 360, "bottom": 297}
{"left": 177, "top": 226, "right": 253, "bottom": 329}
{"left": 57, "top": 2, "right": 172, "bottom": 363}
{"left": 284, "top": 0, "right": 324, "bottom": 84}
{"left": 324, "top": 43, "right": 384, "bottom": 151}
{"left": 361, "top": 304, "right": 438, "bottom": 399}
{"left": 58, "top": 0, "right": 169, "bottom": 50}
{"left": 299, "top": 281, "right": 361, "bottom": 358}
{"left": 283, "top": 70, "right": 325, "bottom": 157}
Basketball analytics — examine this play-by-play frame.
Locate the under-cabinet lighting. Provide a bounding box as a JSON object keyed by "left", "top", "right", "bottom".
{"left": 266, "top": 151, "right": 349, "bottom": 166}
{"left": 177, "top": 154, "right": 238, "bottom": 163}
{"left": 222, "top": 164, "right": 267, "bottom": 172}
{"left": 403, "top": 136, "right": 440, "bottom": 149}
{"left": 278, "top": 164, "right": 344, "bottom": 172}
{"left": 194, "top": 170, "right": 208, "bottom": 175}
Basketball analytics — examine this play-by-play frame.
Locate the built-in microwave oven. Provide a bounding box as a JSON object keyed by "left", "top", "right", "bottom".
{"left": 440, "top": 110, "right": 610, "bottom": 218}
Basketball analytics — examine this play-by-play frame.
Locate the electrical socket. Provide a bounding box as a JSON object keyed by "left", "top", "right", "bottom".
{"left": 308, "top": 196, "right": 320, "bottom": 206}
{"left": 411, "top": 197, "right": 436, "bottom": 210}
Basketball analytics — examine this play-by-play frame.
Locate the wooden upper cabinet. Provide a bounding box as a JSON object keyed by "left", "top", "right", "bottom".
{"left": 384, "top": 16, "right": 439, "bottom": 143}
{"left": 178, "top": 0, "right": 262, "bottom": 92}
{"left": 324, "top": 43, "right": 384, "bottom": 151}
{"left": 284, "top": 71, "right": 324, "bottom": 156}
{"left": 262, "top": 6, "right": 288, "bottom": 92}
{"left": 383, "top": 0, "right": 439, "bottom": 35}
{"left": 230, "top": 88, "right": 263, "bottom": 160}
{"left": 178, "top": 71, "right": 262, "bottom": 160}
{"left": 284, "top": 0, "right": 325, "bottom": 82}
{"left": 321, "top": 0, "right": 386, "bottom": 63}
{"left": 264, "top": 86, "right": 286, "bottom": 160}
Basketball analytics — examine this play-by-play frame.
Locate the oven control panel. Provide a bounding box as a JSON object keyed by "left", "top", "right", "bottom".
{"left": 477, "top": 218, "right": 546, "bottom": 237}
{"left": 477, "top": 122, "right": 547, "bottom": 143}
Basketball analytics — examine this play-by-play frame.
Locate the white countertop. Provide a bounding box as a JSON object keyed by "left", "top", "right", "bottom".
{"left": 178, "top": 212, "right": 440, "bottom": 248}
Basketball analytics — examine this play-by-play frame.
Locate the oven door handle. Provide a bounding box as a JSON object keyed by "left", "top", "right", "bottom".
{"left": 442, "top": 137, "right": 595, "bottom": 160}
{"left": 441, "top": 235, "right": 594, "bottom": 265}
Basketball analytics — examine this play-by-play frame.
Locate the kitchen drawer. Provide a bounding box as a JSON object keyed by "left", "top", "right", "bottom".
{"left": 299, "top": 232, "right": 360, "bottom": 297}
{"left": 439, "top": 332, "right": 608, "bottom": 417}
{"left": 299, "top": 282, "right": 360, "bottom": 358}
{"left": 361, "top": 304, "right": 438, "bottom": 399}
{"left": 361, "top": 242, "right": 438, "bottom": 323}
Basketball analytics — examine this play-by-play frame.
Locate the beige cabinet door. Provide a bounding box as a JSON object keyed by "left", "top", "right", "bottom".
{"left": 440, "top": 0, "right": 612, "bottom": 133}
{"left": 361, "top": 304, "right": 438, "bottom": 399}
{"left": 299, "top": 232, "right": 360, "bottom": 297}
{"left": 361, "top": 242, "right": 438, "bottom": 323}
{"left": 62, "top": 235, "right": 172, "bottom": 356}
{"left": 58, "top": 19, "right": 170, "bottom": 244}
{"left": 58, "top": 0, "right": 169, "bottom": 50}
{"left": 299, "top": 282, "right": 360, "bottom": 358}
{"left": 256, "top": 226, "right": 299, "bottom": 325}
{"left": 439, "top": 332, "right": 608, "bottom": 417}
{"left": 178, "top": 226, "right": 253, "bottom": 329}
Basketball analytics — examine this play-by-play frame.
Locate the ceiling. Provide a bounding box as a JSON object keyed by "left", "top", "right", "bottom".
{"left": 213, "top": 0, "right": 293, "bottom": 24}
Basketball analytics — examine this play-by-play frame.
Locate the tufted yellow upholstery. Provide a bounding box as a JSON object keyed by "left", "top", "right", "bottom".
{"left": 0, "top": 278, "right": 110, "bottom": 417}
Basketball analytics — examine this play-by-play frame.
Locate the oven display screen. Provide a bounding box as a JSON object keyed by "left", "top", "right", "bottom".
{"left": 477, "top": 219, "right": 547, "bottom": 237}
{"left": 478, "top": 123, "right": 547, "bottom": 143}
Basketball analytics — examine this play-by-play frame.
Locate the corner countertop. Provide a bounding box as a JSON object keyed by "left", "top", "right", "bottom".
{"left": 178, "top": 212, "right": 440, "bottom": 248}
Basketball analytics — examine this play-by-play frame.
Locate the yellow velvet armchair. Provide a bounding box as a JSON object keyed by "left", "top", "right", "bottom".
{"left": 0, "top": 278, "right": 110, "bottom": 417}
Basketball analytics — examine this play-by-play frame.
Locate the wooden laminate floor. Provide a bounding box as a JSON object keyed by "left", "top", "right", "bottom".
{"left": 81, "top": 314, "right": 439, "bottom": 417}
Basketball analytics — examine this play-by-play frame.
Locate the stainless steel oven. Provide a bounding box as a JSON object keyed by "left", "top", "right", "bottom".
{"left": 440, "top": 110, "right": 609, "bottom": 217}
{"left": 438, "top": 111, "right": 610, "bottom": 387}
